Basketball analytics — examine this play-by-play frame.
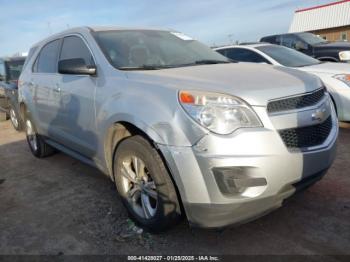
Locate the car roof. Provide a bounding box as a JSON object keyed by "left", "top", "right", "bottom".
{"left": 32, "top": 26, "right": 172, "bottom": 47}
{"left": 261, "top": 32, "right": 309, "bottom": 39}
{"left": 214, "top": 43, "right": 272, "bottom": 50}
{"left": 88, "top": 26, "right": 170, "bottom": 32}
{"left": 0, "top": 56, "right": 26, "bottom": 62}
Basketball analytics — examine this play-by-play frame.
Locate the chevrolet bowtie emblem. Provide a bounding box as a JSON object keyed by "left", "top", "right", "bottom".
{"left": 312, "top": 108, "right": 326, "bottom": 122}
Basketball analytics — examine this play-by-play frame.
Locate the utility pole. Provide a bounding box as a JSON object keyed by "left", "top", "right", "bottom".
{"left": 228, "top": 34, "right": 234, "bottom": 45}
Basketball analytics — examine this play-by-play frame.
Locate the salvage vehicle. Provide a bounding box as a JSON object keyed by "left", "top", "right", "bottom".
{"left": 0, "top": 56, "right": 26, "bottom": 130}
{"left": 214, "top": 43, "right": 350, "bottom": 121}
{"left": 260, "top": 32, "right": 350, "bottom": 63}
{"left": 19, "top": 27, "right": 338, "bottom": 231}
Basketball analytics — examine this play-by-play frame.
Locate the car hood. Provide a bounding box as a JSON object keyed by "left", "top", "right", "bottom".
{"left": 314, "top": 41, "right": 350, "bottom": 50}
{"left": 297, "top": 62, "right": 350, "bottom": 75}
{"left": 126, "top": 63, "right": 322, "bottom": 106}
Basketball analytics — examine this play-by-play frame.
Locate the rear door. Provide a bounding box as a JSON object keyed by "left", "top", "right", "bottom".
{"left": 30, "top": 39, "right": 61, "bottom": 134}
{"left": 50, "top": 35, "right": 98, "bottom": 158}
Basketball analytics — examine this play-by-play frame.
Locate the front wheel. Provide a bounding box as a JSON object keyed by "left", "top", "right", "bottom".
{"left": 114, "top": 135, "right": 182, "bottom": 232}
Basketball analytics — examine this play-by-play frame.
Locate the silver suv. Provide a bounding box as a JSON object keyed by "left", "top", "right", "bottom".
{"left": 19, "top": 27, "right": 338, "bottom": 231}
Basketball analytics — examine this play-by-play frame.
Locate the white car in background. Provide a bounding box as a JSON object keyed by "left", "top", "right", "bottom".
{"left": 215, "top": 43, "right": 350, "bottom": 121}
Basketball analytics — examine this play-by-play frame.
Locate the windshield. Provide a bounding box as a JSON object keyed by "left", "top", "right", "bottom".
{"left": 93, "top": 30, "right": 230, "bottom": 70}
{"left": 6, "top": 59, "right": 25, "bottom": 81}
{"left": 256, "top": 45, "right": 321, "bottom": 67}
{"left": 298, "top": 33, "right": 328, "bottom": 45}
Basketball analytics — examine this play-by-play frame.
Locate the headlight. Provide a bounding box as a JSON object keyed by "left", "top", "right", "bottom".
{"left": 333, "top": 74, "right": 350, "bottom": 87}
{"left": 339, "top": 51, "right": 350, "bottom": 61}
{"left": 179, "top": 91, "right": 262, "bottom": 135}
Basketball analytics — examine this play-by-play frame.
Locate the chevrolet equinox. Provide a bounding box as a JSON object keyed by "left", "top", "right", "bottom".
{"left": 19, "top": 27, "right": 338, "bottom": 231}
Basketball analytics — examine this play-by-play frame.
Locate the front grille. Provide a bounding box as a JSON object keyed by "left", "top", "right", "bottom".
{"left": 279, "top": 116, "right": 332, "bottom": 149}
{"left": 267, "top": 88, "right": 325, "bottom": 113}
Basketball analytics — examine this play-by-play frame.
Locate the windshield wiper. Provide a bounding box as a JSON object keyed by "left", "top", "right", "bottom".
{"left": 194, "top": 59, "right": 232, "bottom": 65}
{"left": 118, "top": 65, "right": 164, "bottom": 71}
{"left": 118, "top": 60, "right": 234, "bottom": 70}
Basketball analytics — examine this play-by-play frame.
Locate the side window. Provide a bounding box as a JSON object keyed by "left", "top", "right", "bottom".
{"left": 341, "top": 32, "right": 347, "bottom": 41}
{"left": 275, "top": 36, "right": 282, "bottom": 45}
{"left": 36, "top": 39, "right": 61, "bottom": 73}
{"left": 225, "top": 48, "right": 270, "bottom": 63}
{"left": 0, "top": 61, "right": 6, "bottom": 80}
{"left": 216, "top": 49, "right": 227, "bottom": 56}
{"left": 281, "top": 35, "right": 298, "bottom": 49}
{"left": 23, "top": 47, "right": 38, "bottom": 71}
{"left": 59, "top": 36, "right": 94, "bottom": 66}
{"left": 262, "top": 36, "right": 277, "bottom": 44}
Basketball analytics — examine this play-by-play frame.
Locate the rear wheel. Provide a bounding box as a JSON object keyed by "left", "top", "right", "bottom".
{"left": 114, "top": 135, "right": 182, "bottom": 232}
{"left": 25, "top": 115, "right": 56, "bottom": 158}
{"left": 9, "top": 107, "right": 23, "bottom": 131}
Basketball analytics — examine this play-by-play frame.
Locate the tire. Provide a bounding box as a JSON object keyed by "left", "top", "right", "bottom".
{"left": 113, "top": 135, "right": 182, "bottom": 232}
{"left": 9, "top": 106, "right": 24, "bottom": 131}
{"left": 25, "top": 114, "right": 56, "bottom": 158}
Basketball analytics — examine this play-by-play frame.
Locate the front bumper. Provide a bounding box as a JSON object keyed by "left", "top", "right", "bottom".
{"left": 157, "top": 99, "right": 338, "bottom": 228}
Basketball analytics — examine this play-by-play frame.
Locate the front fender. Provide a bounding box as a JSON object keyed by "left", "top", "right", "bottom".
{"left": 96, "top": 83, "right": 207, "bottom": 148}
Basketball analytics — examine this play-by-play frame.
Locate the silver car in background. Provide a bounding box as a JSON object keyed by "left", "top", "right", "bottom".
{"left": 214, "top": 43, "right": 350, "bottom": 122}
{"left": 19, "top": 27, "right": 338, "bottom": 231}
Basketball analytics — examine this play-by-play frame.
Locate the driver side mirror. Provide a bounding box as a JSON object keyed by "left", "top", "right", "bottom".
{"left": 295, "top": 41, "right": 308, "bottom": 51}
{"left": 58, "top": 58, "right": 96, "bottom": 76}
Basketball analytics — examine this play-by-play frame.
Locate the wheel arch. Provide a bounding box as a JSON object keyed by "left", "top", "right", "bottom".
{"left": 317, "top": 56, "right": 339, "bottom": 62}
{"left": 330, "top": 94, "right": 338, "bottom": 113}
{"left": 104, "top": 121, "right": 186, "bottom": 217}
{"left": 104, "top": 121, "right": 164, "bottom": 180}
{"left": 19, "top": 102, "right": 27, "bottom": 121}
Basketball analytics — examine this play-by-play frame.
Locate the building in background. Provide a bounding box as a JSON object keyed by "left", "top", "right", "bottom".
{"left": 289, "top": 0, "right": 350, "bottom": 42}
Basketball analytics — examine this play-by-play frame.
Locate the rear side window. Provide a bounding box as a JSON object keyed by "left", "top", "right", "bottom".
{"left": 35, "top": 39, "right": 61, "bottom": 73}
{"left": 59, "top": 36, "right": 94, "bottom": 66}
{"left": 225, "top": 48, "right": 270, "bottom": 63}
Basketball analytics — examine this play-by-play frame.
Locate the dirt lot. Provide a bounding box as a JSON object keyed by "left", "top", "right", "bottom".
{"left": 0, "top": 119, "right": 349, "bottom": 257}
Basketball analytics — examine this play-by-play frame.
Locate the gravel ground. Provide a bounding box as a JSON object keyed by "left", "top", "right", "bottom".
{"left": 0, "top": 120, "right": 349, "bottom": 257}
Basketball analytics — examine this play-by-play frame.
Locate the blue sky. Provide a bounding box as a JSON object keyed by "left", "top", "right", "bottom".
{"left": 0, "top": 0, "right": 332, "bottom": 56}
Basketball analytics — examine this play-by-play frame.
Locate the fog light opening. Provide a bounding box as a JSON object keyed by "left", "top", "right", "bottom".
{"left": 213, "top": 167, "right": 267, "bottom": 196}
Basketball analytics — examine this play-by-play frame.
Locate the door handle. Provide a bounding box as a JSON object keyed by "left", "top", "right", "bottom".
{"left": 28, "top": 81, "right": 34, "bottom": 92}
{"left": 53, "top": 84, "right": 61, "bottom": 93}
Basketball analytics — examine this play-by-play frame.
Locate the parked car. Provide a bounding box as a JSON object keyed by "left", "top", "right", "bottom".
{"left": 19, "top": 27, "right": 338, "bottom": 231}
{"left": 0, "top": 56, "right": 26, "bottom": 130}
{"left": 214, "top": 43, "right": 350, "bottom": 122}
{"left": 260, "top": 32, "right": 350, "bottom": 63}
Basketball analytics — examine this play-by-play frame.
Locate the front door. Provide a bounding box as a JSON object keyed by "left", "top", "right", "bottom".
{"left": 49, "top": 35, "right": 98, "bottom": 158}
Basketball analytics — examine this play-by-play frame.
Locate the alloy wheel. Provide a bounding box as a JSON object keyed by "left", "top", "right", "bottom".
{"left": 26, "top": 119, "right": 38, "bottom": 152}
{"left": 120, "top": 155, "right": 158, "bottom": 219}
{"left": 10, "top": 109, "right": 18, "bottom": 129}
